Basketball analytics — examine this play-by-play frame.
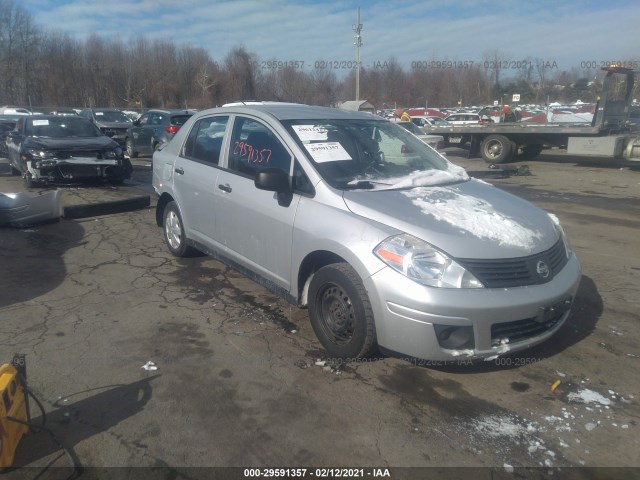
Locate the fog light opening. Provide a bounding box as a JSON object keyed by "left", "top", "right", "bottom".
{"left": 434, "top": 325, "right": 474, "bottom": 350}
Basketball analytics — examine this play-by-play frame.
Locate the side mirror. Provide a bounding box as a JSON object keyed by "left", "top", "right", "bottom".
{"left": 133, "top": 119, "right": 141, "bottom": 126}
{"left": 255, "top": 168, "right": 293, "bottom": 206}
{"left": 255, "top": 168, "right": 291, "bottom": 193}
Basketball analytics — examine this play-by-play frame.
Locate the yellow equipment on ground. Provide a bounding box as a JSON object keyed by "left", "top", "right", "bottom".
{"left": 0, "top": 360, "right": 28, "bottom": 468}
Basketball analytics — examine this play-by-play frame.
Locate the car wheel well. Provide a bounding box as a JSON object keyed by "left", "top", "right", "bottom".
{"left": 156, "top": 193, "right": 174, "bottom": 226}
{"left": 297, "top": 251, "right": 346, "bottom": 306}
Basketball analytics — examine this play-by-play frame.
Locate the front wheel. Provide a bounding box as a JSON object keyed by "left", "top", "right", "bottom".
{"left": 23, "top": 173, "right": 41, "bottom": 188}
{"left": 308, "top": 263, "right": 377, "bottom": 360}
{"left": 126, "top": 138, "right": 138, "bottom": 158}
{"left": 163, "top": 201, "right": 196, "bottom": 257}
{"left": 481, "top": 135, "right": 515, "bottom": 163}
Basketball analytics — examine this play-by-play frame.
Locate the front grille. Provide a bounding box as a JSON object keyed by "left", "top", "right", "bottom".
{"left": 457, "top": 238, "right": 568, "bottom": 288}
{"left": 55, "top": 150, "right": 100, "bottom": 159}
{"left": 491, "top": 310, "right": 565, "bottom": 345}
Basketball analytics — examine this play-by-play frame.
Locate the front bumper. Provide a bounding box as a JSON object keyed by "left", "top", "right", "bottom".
{"left": 365, "top": 253, "right": 582, "bottom": 362}
{"left": 29, "top": 157, "right": 129, "bottom": 183}
{"left": 0, "top": 190, "right": 64, "bottom": 227}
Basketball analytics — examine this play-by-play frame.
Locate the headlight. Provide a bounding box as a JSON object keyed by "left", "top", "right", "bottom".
{"left": 25, "top": 147, "right": 54, "bottom": 159}
{"left": 104, "top": 147, "right": 123, "bottom": 158}
{"left": 374, "top": 234, "right": 483, "bottom": 288}
{"left": 547, "top": 213, "right": 573, "bottom": 258}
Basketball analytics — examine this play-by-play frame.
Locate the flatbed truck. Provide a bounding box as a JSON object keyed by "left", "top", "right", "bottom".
{"left": 425, "top": 66, "right": 640, "bottom": 163}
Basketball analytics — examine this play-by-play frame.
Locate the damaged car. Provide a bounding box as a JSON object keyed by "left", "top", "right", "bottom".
{"left": 5, "top": 115, "right": 132, "bottom": 188}
{"left": 153, "top": 102, "right": 582, "bottom": 363}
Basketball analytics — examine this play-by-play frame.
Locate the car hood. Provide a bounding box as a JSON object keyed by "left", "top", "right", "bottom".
{"left": 25, "top": 136, "right": 118, "bottom": 150}
{"left": 94, "top": 121, "right": 131, "bottom": 129}
{"left": 342, "top": 178, "right": 558, "bottom": 259}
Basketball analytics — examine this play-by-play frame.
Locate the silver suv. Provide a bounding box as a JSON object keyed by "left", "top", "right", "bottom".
{"left": 152, "top": 103, "right": 581, "bottom": 362}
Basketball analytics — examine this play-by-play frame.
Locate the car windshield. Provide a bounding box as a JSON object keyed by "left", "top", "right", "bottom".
{"left": 93, "top": 110, "right": 130, "bottom": 122}
{"left": 171, "top": 115, "right": 192, "bottom": 126}
{"left": 398, "top": 122, "right": 424, "bottom": 135}
{"left": 27, "top": 117, "right": 102, "bottom": 137}
{"left": 429, "top": 117, "right": 449, "bottom": 125}
{"left": 284, "top": 118, "right": 468, "bottom": 190}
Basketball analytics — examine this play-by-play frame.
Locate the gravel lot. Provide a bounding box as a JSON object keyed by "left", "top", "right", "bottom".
{"left": 1, "top": 150, "right": 638, "bottom": 477}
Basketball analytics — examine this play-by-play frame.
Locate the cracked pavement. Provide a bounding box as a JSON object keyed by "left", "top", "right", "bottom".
{"left": 0, "top": 154, "right": 639, "bottom": 474}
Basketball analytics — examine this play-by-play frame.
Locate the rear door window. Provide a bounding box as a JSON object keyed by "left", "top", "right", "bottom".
{"left": 183, "top": 116, "right": 229, "bottom": 166}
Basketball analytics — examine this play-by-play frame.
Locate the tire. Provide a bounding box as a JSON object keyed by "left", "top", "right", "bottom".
{"left": 308, "top": 263, "right": 377, "bottom": 360}
{"left": 163, "top": 201, "right": 196, "bottom": 257}
{"left": 481, "top": 135, "right": 515, "bottom": 164}
{"left": 23, "top": 173, "right": 40, "bottom": 188}
{"left": 126, "top": 138, "right": 138, "bottom": 158}
{"left": 518, "top": 144, "right": 543, "bottom": 160}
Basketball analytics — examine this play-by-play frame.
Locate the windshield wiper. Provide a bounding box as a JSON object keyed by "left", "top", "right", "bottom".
{"left": 337, "top": 179, "right": 392, "bottom": 190}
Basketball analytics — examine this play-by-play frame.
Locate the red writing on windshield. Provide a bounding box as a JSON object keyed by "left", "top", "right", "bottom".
{"left": 234, "top": 141, "right": 272, "bottom": 164}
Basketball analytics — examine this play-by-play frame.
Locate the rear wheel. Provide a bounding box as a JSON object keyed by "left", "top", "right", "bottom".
{"left": 163, "top": 201, "right": 196, "bottom": 257}
{"left": 308, "top": 263, "right": 377, "bottom": 360}
{"left": 481, "top": 135, "right": 516, "bottom": 163}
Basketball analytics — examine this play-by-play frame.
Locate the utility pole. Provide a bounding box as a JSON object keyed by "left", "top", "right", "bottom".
{"left": 353, "top": 8, "right": 363, "bottom": 100}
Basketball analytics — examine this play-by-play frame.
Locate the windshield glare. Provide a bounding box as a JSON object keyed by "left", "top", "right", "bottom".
{"left": 285, "top": 119, "right": 463, "bottom": 189}
{"left": 94, "top": 110, "right": 131, "bottom": 122}
{"left": 28, "top": 117, "right": 102, "bottom": 137}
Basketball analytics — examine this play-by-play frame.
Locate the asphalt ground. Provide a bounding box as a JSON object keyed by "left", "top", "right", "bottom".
{"left": 0, "top": 151, "right": 639, "bottom": 479}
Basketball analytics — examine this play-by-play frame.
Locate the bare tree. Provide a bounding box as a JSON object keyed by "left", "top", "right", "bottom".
{"left": 223, "top": 45, "right": 259, "bottom": 101}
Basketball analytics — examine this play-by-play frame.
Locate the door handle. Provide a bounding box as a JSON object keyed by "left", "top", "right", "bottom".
{"left": 218, "top": 184, "right": 232, "bottom": 193}
{"left": 174, "top": 167, "right": 184, "bottom": 175}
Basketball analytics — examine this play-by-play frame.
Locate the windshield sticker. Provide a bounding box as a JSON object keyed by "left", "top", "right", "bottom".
{"left": 292, "top": 125, "right": 328, "bottom": 141}
{"left": 95, "top": 112, "right": 104, "bottom": 116}
{"left": 304, "top": 142, "right": 352, "bottom": 163}
{"left": 32, "top": 120, "right": 49, "bottom": 126}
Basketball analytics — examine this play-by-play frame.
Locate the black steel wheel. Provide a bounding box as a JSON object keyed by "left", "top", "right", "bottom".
{"left": 308, "top": 263, "right": 377, "bottom": 360}
{"left": 481, "top": 135, "right": 516, "bottom": 163}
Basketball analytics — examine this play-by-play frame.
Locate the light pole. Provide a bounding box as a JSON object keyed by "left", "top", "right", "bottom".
{"left": 353, "top": 8, "right": 363, "bottom": 101}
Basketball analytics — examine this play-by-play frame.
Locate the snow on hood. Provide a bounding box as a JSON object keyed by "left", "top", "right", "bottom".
{"left": 402, "top": 186, "right": 544, "bottom": 250}
{"left": 342, "top": 178, "right": 557, "bottom": 258}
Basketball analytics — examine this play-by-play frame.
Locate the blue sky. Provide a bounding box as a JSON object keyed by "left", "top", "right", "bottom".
{"left": 22, "top": 0, "right": 640, "bottom": 72}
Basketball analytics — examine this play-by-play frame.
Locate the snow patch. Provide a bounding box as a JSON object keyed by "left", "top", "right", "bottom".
{"left": 384, "top": 162, "right": 469, "bottom": 189}
{"left": 568, "top": 389, "right": 613, "bottom": 406}
{"left": 401, "top": 187, "right": 544, "bottom": 250}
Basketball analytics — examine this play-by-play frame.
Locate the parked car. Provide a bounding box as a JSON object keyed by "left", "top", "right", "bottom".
{"left": 125, "top": 109, "right": 194, "bottom": 158}
{"left": 411, "top": 115, "right": 451, "bottom": 129}
{"left": 445, "top": 113, "right": 491, "bottom": 125}
{"left": 0, "top": 106, "right": 32, "bottom": 115}
{"left": 49, "top": 108, "right": 78, "bottom": 116}
{"left": 78, "top": 108, "right": 132, "bottom": 147}
{"left": 5, "top": 115, "right": 132, "bottom": 187}
{"left": 152, "top": 102, "right": 581, "bottom": 362}
{"left": 396, "top": 121, "right": 445, "bottom": 150}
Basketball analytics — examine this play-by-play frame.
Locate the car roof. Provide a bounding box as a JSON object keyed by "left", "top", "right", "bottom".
{"left": 26, "top": 114, "right": 90, "bottom": 121}
{"left": 198, "top": 102, "right": 378, "bottom": 121}
{"left": 145, "top": 109, "right": 195, "bottom": 115}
